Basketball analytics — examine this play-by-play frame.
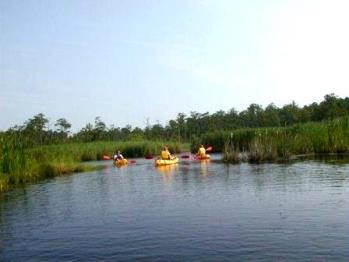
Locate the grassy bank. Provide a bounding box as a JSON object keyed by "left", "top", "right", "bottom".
{"left": 30, "top": 140, "right": 187, "bottom": 162}
{"left": 0, "top": 140, "right": 188, "bottom": 193}
{"left": 195, "top": 117, "right": 349, "bottom": 163}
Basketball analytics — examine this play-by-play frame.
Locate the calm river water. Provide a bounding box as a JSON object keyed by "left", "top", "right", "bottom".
{"left": 0, "top": 155, "right": 348, "bottom": 261}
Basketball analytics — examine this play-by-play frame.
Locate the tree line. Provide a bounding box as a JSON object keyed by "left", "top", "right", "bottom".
{"left": 1, "top": 94, "right": 349, "bottom": 147}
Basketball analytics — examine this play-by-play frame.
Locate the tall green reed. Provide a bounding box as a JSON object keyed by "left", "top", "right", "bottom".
{"left": 214, "top": 117, "right": 349, "bottom": 163}
{"left": 0, "top": 139, "right": 188, "bottom": 193}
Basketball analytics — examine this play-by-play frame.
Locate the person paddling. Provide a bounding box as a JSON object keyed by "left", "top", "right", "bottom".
{"left": 197, "top": 144, "right": 206, "bottom": 158}
{"left": 161, "top": 146, "right": 173, "bottom": 160}
{"left": 113, "top": 150, "right": 124, "bottom": 161}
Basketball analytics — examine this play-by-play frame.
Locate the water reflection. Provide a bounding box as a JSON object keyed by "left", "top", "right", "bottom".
{"left": 297, "top": 154, "right": 349, "bottom": 165}
{"left": 156, "top": 164, "right": 178, "bottom": 185}
{"left": 199, "top": 160, "right": 210, "bottom": 178}
{"left": 0, "top": 159, "right": 348, "bottom": 261}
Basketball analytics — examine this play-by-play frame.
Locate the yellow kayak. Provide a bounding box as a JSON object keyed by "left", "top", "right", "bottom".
{"left": 155, "top": 157, "right": 179, "bottom": 166}
{"left": 114, "top": 158, "right": 128, "bottom": 166}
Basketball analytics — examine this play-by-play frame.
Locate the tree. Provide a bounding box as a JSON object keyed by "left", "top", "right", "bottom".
{"left": 24, "top": 113, "right": 49, "bottom": 145}
{"left": 187, "top": 111, "right": 202, "bottom": 138}
{"left": 176, "top": 113, "right": 187, "bottom": 140}
{"left": 130, "top": 127, "right": 144, "bottom": 140}
{"left": 121, "top": 125, "right": 132, "bottom": 140}
{"left": 108, "top": 125, "right": 121, "bottom": 140}
{"left": 55, "top": 118, "right": 71, "bottom": 132}
{"left": 54, "top": 118, "right": 71, "bottom": 141}
{"left": 279, "top": 101, "right": 301, "bottom": 125}
{"left": 319, "top": 93, "right": 347, "bottom": 120}
{"left": 25, "top": 113, "right": 48, "bottom": 133}
{"left": 167, "top": 120, "right": 179, "bottom": 140}
{"left": 226, "top": 108, "right": 241, "bottom": 129}
{"left": 304, "top": 102, "right": 321, "bottom": 121}
{"left": 211, "top": 110, "right": 227, "bottom": 131}
{"left": 94, "top": 117, "right": 106, "bottom": 140}
{"left": 78, "top": 123, "right": 94, "bottom": 142}
{"left": 149, "top": 123, "right": 164, "bottom": 140}
{"left": 262, "top": 103, "right": 280, "bottom": 127}
{"left": 239, "top": 104, "right": 263, "bottom": 127}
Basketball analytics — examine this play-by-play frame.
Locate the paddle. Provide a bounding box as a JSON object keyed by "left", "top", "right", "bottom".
{"left": 205, "top": 146, "right": 213, "bottom": 152}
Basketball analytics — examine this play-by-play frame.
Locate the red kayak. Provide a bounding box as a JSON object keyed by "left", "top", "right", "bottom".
{"left": 196, "top": 154, "right": 211, "bottom": 160}
{"left": 102, "top": 155, "right": 111, "bottom": 160}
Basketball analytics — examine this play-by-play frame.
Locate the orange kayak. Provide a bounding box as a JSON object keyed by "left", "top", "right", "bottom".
{"left": 114, "top": 159, "right": 128, "bottom": 166}
{"left": 196, "top": 154, "right": 210, "bottom": 160}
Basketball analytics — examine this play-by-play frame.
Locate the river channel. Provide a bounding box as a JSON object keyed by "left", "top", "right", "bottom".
{"left": 1, "top": 155, "right": 348, "bottom": 261}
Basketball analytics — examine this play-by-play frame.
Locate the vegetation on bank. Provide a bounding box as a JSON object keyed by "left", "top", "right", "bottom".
{"left": 1, "top": 94, "right": 349, "bottom": 192}
{"left": 32, "top": 141, "right": 186, "bottom": 162}
{"left": 2, "top": 94, "right": 349, "bottom": 147}
{"left": 0, "top": 140, "right": 187, "bottom": 193}
{"left": 196, "top": 117, "right": 349, "bottom": 163}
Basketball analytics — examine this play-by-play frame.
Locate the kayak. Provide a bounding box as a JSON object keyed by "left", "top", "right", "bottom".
{"left": 196, "top": 154, "right": 210, "bottom": 160}
{"left": 102, "top": 155, "right": 111, "bottom": 160}
{"left": 155, "top": 157, "right": 179, "bottom": 166}
{"left": 115, "top": 159, "right": 128, "bottom": 166}
{"left": 114, "top": 158, "right": 128, "bottom": 166}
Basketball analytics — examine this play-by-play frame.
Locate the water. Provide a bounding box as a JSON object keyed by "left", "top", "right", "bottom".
{"left": 1, "top": 155, "right": 348, "bottom": 261}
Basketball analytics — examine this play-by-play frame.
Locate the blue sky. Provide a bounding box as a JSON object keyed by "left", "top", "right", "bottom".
{"left": 1, "top": 0, "right": 348, "bottom": 131}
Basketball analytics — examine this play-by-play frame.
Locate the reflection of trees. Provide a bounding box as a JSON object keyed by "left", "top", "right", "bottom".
{"left": 247, "top": 161, "right": 349, "bottom": 192}
{"left": 176, "top": 161, "right": 349, "bottom": 193}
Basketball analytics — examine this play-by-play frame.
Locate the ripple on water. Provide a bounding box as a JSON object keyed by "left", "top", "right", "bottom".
{"left": 0, "top": 159, "right": 348, "bottom": 261}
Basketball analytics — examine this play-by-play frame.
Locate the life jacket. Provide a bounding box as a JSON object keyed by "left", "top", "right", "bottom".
{"left": 161, "top": 150, "right": 171, "bottom": 160}
{"left": 198, "top": 147, "right": 206, "bottom": 157}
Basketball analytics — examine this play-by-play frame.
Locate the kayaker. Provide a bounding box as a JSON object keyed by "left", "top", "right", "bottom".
{"left": 113, "top": 150, "right": 124, "bottom": 160}
{"left": 197, "top": 145, "right": 206, "bottom": 158}
{"left": 161, "top": 146, "right": 173, "bottom": 160}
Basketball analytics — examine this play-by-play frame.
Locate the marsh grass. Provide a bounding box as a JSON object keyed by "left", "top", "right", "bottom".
{"left": 214, "top": 117, "right": 349, "bottom": 163}
{"left": 32, "top": 141, "right": 185, "bottom": 162}
{"left": 222, "top": 138, "right": 241, "bottom": 163}
{"left": 0, "top": 140, "right": 188, "bottom": 193}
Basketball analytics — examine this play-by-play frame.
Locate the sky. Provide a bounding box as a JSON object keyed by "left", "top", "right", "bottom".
{"left": 1, "top": 0, "right": 349, "bottom": 132}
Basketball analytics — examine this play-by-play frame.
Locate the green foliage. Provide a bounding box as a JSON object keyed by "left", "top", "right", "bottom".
{"left": 1, "top": 94, "right": 349, "bottom": 191}
{"left": 222, "top": 139, "right": 241, "bottom": 163}
{"left": 2, "top": 94, "right": 349, "bottom": 147}
{"left": 0, "top": 140, "right": 188, "bottom": 193}
{"left": 0, "top": 135, "right": 26, "bottom": 174}
{"left": 220, "top": 117, "right": 349, "bottom": 163}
